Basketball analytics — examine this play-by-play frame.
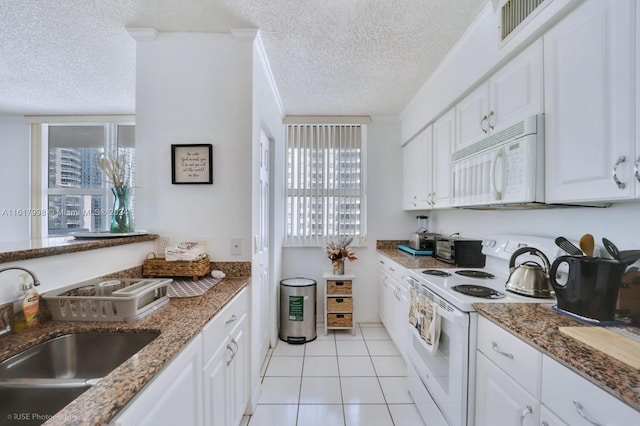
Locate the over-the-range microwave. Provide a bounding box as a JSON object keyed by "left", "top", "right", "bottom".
{"left": 450, "top": 114, "right": 544, "bottom": 208}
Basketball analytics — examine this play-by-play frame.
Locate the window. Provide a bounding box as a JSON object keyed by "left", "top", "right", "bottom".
{"left": 285, "top": 121, "right": 367, "bottom": 246}
{"left": 41, "top": 121, "right": 134, "bottom": 236}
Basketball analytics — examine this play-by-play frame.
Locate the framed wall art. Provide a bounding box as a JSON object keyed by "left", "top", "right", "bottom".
{"left": 171, "top": 144, "right": 213, "bottom": 184}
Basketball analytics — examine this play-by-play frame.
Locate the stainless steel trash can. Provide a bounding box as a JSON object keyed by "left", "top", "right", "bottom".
{"left": 279, "top": 278, "right": 317, "bottom": 344}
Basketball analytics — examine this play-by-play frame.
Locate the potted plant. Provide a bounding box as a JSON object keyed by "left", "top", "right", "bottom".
{"left": 326, "top": 237, "right": 357, "bottom": 275}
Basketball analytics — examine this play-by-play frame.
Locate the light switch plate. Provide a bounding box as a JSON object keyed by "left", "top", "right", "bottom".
{"left": 231, "top": 237, "right": 242, "bottom": 256}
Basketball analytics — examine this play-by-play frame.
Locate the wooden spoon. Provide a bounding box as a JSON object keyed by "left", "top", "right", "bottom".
{"left": 579, "top": 234, "right": 595, "bottom": 257}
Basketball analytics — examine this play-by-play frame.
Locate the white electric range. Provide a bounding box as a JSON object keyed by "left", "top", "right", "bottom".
{"left": 404, "top": 234, "right": 564, "bottom": 426}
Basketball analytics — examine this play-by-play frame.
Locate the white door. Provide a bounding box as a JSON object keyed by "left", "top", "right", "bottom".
{"left": 544, "top": 0, "right": 635, "bottom": 203}
{"left": 455, "top": 83, "right": 490, "bottom": 151}
{"left": 489, "top": 39, "right": 543, "bottom": 134}
{"left": 256, "top": 130, "right": 271, "bottom": 364}
{"left": 475, "top": 352, "right": 539, "bottom": 426}
{"left": 432, "top": 108, "right": 454, "bottom": 208}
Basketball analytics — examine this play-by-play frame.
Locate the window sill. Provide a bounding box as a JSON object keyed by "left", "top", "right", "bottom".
{"left": 0, "top": 234, "right": 158, "bottom": 264}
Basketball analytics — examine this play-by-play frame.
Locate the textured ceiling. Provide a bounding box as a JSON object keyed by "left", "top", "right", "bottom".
{"left": 0, "top": 0, "right": 487, "bottom": 116}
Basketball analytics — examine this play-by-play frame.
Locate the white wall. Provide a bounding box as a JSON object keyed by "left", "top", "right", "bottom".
{"left": 0, "top": 241, "right": 155, "bottom": 304}
{"left": 134, "top": 32, "right": 253, "bottom": 261}
{"left": 0, "top": 116, "right": 31, "bottom": 242}
{"left": 400, "top": 0, "right": 580, "bottom": 143}
{"left": 430, "top": 202, "right": 640, "bottom": 252}
{"left": 281, "top": 118, "right": 417, "bottom": 323}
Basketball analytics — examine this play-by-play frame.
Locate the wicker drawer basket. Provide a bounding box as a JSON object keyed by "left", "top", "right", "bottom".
{"left": 143, "top": 253, "right": 211, "bottom": 281}
{"left": 327, "top": 296, "right": 353, "bottom": 312}
{"left": 327, "top": 280, "right": 352, "bottom": 295}
{"left": 327, "top": 313, "right": 353, "bottom": 327}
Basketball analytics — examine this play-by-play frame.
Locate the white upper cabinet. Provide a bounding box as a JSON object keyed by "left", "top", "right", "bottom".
{"left": 432, "top": 108, "right": 455, "bottom": 208}
{"left": 544, "top": 0, "right": 636, "bottom": 203}
{"left": 402, "top": 111, "right": 454, "bottom": 211}
{"left": 402, "top": 125, "right": 432, "bottom": 210}
{"left": 455, "top": 39, "right": 543, "bottom": 152}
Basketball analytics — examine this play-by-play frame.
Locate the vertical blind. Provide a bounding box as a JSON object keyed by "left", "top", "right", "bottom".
{"left": 285, "top": 123, "right": 366, "bottom": 246}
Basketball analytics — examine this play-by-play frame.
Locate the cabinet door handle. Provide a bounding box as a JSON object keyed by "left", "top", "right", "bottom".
{"left": 230, "top": 337, "right": 239, "bottom": 354}
{"left": 480, "top": 115, "right": 489, "bottom": 134}
{"left": 541, "top": 422, "right": 549, "bottom": 426}
{"left": 487, "top": 111, "right": 495, "bottom": 131}
{"left": 573, "top": 400, "right": 603, "bottom": 426}
{"left": 612, "top": 156, "right": 626, "bottom": 189}
{"left": 226, "top": 344, "right": 235, "bottom": 366}
{"left": 634, "top": 156, "right": 640, "bottom": 183}
{"left": 520, "top": 405, "right": 532, "bottom": 425}
{"left": 491, "top": 341, "right": 514, "bottom": 359}
{"left": 225, "top": 314, "right": 237, "bottom": 325}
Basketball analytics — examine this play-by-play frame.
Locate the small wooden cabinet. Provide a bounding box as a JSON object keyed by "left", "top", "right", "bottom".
{"left": 323, "top": 271, "right": 356, "bottom": 335}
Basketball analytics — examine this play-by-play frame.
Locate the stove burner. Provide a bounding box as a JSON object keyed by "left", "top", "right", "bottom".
{"left": 452, "top": 285, "right": 505, "bottom": 299}
{"left": 455, "top": 270, "right": 495, "bottom": 279}
{"left": 422, "top": 269, "right": 451, "bottom": 277}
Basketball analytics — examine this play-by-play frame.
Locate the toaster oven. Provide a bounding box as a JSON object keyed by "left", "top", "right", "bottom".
{"left": 435, "top": 237, "right": 485, "bottom": 267}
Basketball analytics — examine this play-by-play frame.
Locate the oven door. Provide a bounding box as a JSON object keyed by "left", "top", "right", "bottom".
{"left": 406, "top": 283, "right": 470, "bottom": 426}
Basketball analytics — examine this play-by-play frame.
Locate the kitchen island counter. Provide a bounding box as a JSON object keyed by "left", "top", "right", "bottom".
{"left": 474, "top": 303, "right": 640, "bottom": 412}
{"left": 0, "top": 275, "right": 249, "bottom": 426}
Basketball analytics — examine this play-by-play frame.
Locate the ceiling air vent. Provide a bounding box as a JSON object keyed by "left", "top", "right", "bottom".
{"left": 500, "top": 0, "right": 547, "bottom": 40}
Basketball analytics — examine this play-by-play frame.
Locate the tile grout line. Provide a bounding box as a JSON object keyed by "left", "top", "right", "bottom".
{"left": 362, "top": 326, "right": 397, "bottom": 426}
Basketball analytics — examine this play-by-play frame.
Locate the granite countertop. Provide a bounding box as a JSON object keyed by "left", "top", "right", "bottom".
{"left": 0, "top": 276, "right": 249, "bottom": 426}
{"left": 376, "top": 248, "right": 453, "bottom": 270}
{"left": 0, "top": 234, "right": 158, "bottom": 264}
{"left": 474, "top": 303, "right": 640, "bottom": 412}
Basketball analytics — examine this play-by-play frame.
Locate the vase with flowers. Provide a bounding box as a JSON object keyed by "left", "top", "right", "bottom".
{"left": 326, "top": 237, "right": 357, "bottom": 275}
{"left": 96, "top": 150, "right": 134, "bottom": 233}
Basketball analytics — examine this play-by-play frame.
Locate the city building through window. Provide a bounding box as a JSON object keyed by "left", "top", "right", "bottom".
{"left": 285, "top": 122, "right": 367, "bottom": 246}
{"left": 46, "top": 123, "right": 135, "bottom": 235}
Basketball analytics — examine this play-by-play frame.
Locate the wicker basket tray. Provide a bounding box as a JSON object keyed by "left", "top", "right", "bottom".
{"left": 143, "top": 253, "right": 211, "bottom": 281}
{"left": 327, "top": 313, "right": 353, "bottom": 327}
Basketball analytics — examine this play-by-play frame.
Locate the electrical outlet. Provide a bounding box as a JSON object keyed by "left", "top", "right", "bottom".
{"left": 231, "top": 237, "right": 242, "bottom": 256}
{"left": 156, "top": 236, "right": 172, "bottom": 255}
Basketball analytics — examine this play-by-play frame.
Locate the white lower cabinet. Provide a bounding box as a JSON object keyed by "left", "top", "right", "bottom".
{"left": 475, "top": 351, "right": 539, "bottom": 426}
{"left": 476, "top": 316, "right": 640, "bottom": 426}
{"left": 539, "top": 405, "right": 567, "bottom": 426}
{"left": 476, "top": 317, "right": 540, "bottom": 426}
{"left": 111, "top": 288, "right": 249, "bottom": 426}
{"left": 110, "top": 334, "right": 203, "bottom": 426}
{"left": 203, "top": 308, "right": 248, "bottom": 426}
{"left": 541, "top": 355, "right": 640, "bottom": 426}
{"left": 377, "top": 254, "right": 409, "bottom": 360}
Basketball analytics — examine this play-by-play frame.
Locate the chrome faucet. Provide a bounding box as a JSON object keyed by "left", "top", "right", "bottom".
{"left": 0, "top": 266, "right": 41, "bottom": 337}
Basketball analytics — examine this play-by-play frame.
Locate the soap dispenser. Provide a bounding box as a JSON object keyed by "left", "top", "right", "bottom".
{"left": 13, "top": 274, "right": 40, "bottom": 333}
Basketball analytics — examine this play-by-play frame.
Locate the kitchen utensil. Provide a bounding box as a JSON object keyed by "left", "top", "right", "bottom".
{"left": 505, "top": 246, "right": 553, "bottom": 298}
{"left": 579, "top": 233, "right": 595, "bottom": 257}
{"left": 554, "top": 236, "right": 583, "bottom": 256}
{"left": 602, "top": 237, "right": 621, "bottom": 260}
{"left": 620, "top": 250, "right": 640, "bottom": 265}
{"left": 549, "top": 255, "right": 627, "bottom": 321}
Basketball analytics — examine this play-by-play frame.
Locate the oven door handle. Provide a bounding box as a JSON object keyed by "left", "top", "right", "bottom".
{"left": 404, "top": 276, "right": 468, "bottom": 326}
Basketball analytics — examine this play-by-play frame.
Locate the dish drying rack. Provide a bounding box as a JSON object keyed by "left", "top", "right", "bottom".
{"left": 42, "top": 278, "right": 171, "bottom": 322}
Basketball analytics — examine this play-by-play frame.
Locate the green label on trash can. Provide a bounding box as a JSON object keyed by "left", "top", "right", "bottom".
{"left": 289, "top": 296, "right": 304, "bottom": 321}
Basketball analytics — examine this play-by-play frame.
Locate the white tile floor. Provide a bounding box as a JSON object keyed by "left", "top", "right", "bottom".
{"left": 244, "top": 323, "right": 426, "bottom": 426}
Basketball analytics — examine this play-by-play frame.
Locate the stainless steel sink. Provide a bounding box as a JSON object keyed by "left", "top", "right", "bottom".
{"left": 0, "top": 332, "right": 158, "bottom": 425}
{"left": 0, "top": 332, "right": 158, "bottom": 379}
